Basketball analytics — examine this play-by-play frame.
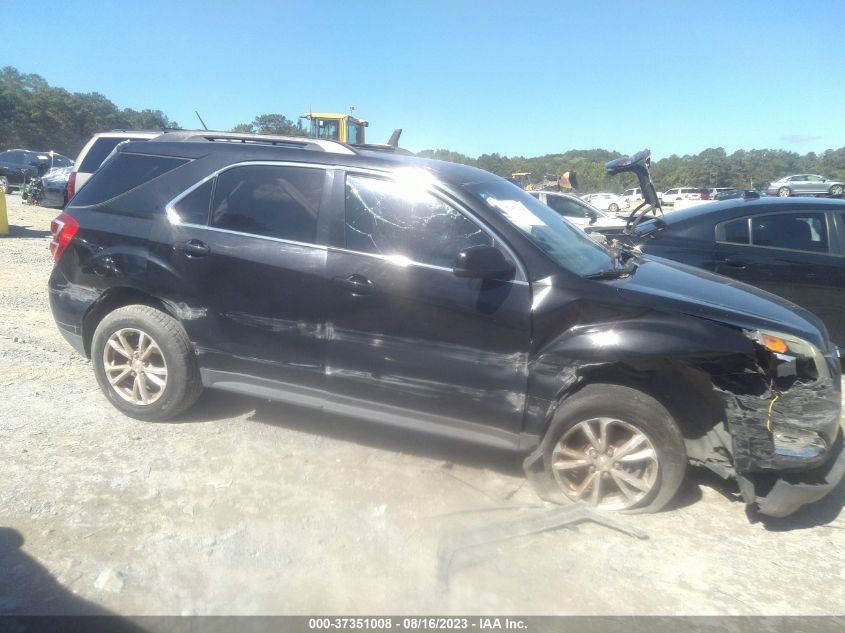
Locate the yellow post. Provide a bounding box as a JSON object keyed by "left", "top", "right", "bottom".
{"left": 0, "top": 187, "right": 9, "bottom": 236}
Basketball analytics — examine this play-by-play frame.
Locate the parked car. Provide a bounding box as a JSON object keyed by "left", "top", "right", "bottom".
{"left": 30, "top": 165, "right": 73, "bottom": 208}
{"left": 582, "top": 192, "right": 627, "bottom": 213}
{"left": 713, "top": 189, "right": 763, "bottom": 201}
{"left": 0, "top": 149, "right": 72, "bottom": 192}
{"left": 528, "top": 190, "right": 627, "bottom": 236}
{"left": 634, "top": 197, "right": 845, "bottom": 349}
{"left": 48, "top": 132, "right": 843, "bottom": 517}
{"left": 661, "top": 187, "right": 701, "bottom": 205}
{"left": 765, "top": 174, "right": 845, "bottom": 198}
{"left": 67, "top": 130, "right": 161, "bottom": 202}
{"left": 622, "top": 187, "right": 644, "bottom": 206}
{"left": 710, "top": 187, "right": 734, "bottom": 199}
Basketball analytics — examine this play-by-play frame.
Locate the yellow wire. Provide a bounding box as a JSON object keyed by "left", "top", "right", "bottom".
{"left": 766, "top": 393, "right": 780, "bottom": 432}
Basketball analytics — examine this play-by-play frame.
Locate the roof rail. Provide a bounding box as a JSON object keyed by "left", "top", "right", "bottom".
{"left": 152, "top": 130, "right": 356, "bottom": 155}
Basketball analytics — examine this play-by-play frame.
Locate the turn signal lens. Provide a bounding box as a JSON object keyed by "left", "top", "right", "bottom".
{"left": 761, "top": 334, "right": 789, "bottom": 354}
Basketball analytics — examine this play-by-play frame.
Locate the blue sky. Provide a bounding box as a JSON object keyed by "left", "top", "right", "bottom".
{"left": 1, "top": 0, "right": 842, "bottom": 159}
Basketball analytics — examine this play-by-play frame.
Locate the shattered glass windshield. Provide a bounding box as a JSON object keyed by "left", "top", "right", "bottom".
{"left": 345, "top": 174, "right": 492, "bottom": 268}
{"left": 467, "top": 180, "right": 613, "bottom": 276}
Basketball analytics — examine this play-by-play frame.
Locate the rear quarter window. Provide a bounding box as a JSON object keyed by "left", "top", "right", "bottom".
{"left": 70, "top": 153, "right": 188, "bottom": 208}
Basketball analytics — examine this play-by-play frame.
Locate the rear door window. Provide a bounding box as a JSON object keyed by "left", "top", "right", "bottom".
{"left": 210, "top": 165, "right": 324, "bottom": 244}
{"left": 721, "top": 218, "right": 749, "bottom": 244}
{"left": 751, "top": 212, "right": 828, "bottom": 252}
{"left": 345, "top": 174, "right": 491, "bottom": 268}
{"left": 169, "top": 179, "right": 214, "bottom": 225}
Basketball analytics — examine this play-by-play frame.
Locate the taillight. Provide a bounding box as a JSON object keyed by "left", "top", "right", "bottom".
{"left": 66, "top": 171, "right": 77, "bottom": 203}
{"left": 50, "top": 212, "right": 80, "bottom": 262}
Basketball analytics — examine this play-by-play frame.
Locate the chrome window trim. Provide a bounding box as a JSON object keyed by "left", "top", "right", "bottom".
{"left": 173, "top": 222, "right": 328, "bottom": 251}
{"left": 165, "top": 161, "right": 530, "bottom": 283}
{"left": 340, "top": 167, "right": 529, "bottom": 282}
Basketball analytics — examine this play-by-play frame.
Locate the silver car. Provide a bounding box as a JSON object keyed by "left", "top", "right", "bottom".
{"left": 529, "top": 190, "right": 627, "bottom": 236}
{"left": 765, "top": 174, "right": 845, "bottom": 198}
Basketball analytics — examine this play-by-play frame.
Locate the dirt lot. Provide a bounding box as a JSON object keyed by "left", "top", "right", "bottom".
{"left": 1, "top": 193, "right": 844, "bottom": 616}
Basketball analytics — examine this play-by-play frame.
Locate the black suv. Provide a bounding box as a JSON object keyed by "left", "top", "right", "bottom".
{"left": 48, "top": 132, "right": 844, "bottom": 517}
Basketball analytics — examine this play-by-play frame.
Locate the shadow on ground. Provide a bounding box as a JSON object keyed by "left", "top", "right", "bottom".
{"left": 4, "top": 225, "right": 51, "bottom": 239}
{"left": 0, "top": 527, "right": 145, "bottom": 630}
{"left": 248, "top": 397, "right": 526, "bottom": 478}
{"left": 176, "top": 392, "right": 843, "bottom": 527}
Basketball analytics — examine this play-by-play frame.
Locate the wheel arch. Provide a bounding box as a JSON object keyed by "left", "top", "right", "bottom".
{"left": 81, "top": 287, "right": 177, "bottom": 358}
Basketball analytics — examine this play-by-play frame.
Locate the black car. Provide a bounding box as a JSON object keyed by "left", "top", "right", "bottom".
{"left": 0, "top": 149, "right": 72, "bottom": 192}
{"left": 635, "top": 197, "right": 845, "bottom": 348}
{"left": 47, "top": 136, "right": 844, "bottom": 517}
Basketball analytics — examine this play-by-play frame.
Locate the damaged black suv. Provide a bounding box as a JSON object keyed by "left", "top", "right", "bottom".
{"left": 48, "top": 134, "right": 844, "bottom": 518}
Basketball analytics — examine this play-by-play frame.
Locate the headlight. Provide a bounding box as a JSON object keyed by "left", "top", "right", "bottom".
{"left": 746, "top": 329, "right": 831, "bottom": 382}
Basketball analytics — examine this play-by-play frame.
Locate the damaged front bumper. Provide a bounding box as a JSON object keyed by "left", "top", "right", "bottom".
{"left": 743, "top": 430, "right": 845, "bottom": 518}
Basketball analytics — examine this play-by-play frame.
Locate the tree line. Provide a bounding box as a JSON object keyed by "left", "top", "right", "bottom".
{"left": 2, "top": 66, "right": 843, "bottom": 193}
{"left": 0, "top": 66, "right": 175, "bottom": 158}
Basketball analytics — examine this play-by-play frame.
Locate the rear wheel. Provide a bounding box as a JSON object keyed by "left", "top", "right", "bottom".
{"left": 829, "top": 184, "right": 844, "bottom": 198}
{"left": 541, "top": 384, "right": 687, "bottom": 513}
{"left": 777, "top": 186, "right": 791, "bottom": 197}
{"left": 91, "top": 305, "right": 202, "bottom": 421}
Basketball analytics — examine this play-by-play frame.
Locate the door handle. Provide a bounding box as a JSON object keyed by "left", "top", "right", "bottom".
{"left": 334, "top": 274, "right": 375, "bottom": 295}
{"left": 182, "top": 239, "right": 210, "bottom": 258}
{"left": 722, "top": 258, "right": 747, "bottom": 269}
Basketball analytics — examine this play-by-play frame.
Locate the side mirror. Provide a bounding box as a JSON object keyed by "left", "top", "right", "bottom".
{"left": 453, "top": 245, "right": 515, "bottom": 280}
{"left": 587, "top": 209, "right": 599, "bottom": 225}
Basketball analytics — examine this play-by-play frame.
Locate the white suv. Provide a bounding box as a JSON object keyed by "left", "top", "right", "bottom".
{"left": 662, "top": 187, "right": 701, "bottom": 205}
{"left": 67, "top": 131, "right": 160, "bottom": 202}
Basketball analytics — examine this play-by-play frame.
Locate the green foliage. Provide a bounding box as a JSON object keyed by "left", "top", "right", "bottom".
{"left": 230, "top": 114, "right": 306, "bottom": 137}
{"left": 416, "top": 145, "right": 845, "bottom": 193}
{"left": 0, "top": 66, "right": 176, "bottom": 158}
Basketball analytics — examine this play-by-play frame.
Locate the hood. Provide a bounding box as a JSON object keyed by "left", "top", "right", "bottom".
{"left": 609, "top": 255, "right": 830, "bottom": 349}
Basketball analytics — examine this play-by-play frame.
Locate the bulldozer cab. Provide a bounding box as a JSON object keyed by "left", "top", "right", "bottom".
{"left": 510, "top": 172, "right": 535, "bottom": 190}
{"left": 301, "top": 113, "right": 368, "bottom": 144}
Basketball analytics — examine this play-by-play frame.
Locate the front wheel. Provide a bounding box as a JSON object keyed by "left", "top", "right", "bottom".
{"left": 608, "top": 203, "right": 619, "bottom": 213}
{"left": 91, "top": 305, "right": 202, "bottom": 421}
{"left": 0, "top": 176, "right": 7, "bottom": 192}
{"left": 777, "top": 187, "right": 791, "bottom": 197}
{"left": 541, "top": 384, "right": 687, "bottom": 513}
{"left": 829, "top": 184, "right": 844, "bottom": 198}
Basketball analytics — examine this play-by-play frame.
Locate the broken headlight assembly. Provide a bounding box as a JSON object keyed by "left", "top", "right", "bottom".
{"left": 746, "top": 328, "right": 835, "bottom": 461}
{"left": 746, "top": 328, "right": 831, "bottom": 384}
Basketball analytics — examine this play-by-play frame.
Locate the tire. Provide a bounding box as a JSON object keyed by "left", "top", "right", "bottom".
{"left": 541, "top": 384, "right": 687, "bottom": 513}
{"left": 829, "top": 184, "right": 844, "bottom": 198}
{"left": 91, "top": 304, "right": 202, "bottom": 421}
{"left": 777, "top": 187, "right": 791, "bottom": 197}
{"left": 608, "top": 203, "right": 619, "bottom": 213}
{"left": 0, "top": 176, "right": 7, "bottom": 191}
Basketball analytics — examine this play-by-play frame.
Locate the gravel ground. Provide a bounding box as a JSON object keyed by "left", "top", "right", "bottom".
{"left": 1, "top": 193, "right": 843, "bottom": 617}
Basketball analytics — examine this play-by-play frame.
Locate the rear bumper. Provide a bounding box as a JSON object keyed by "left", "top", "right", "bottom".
{"left": 753, "top": 430, "right": 845, "bottom": 517}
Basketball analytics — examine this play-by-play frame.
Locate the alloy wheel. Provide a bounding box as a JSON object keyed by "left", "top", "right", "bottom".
{"left": 830, "top": 185, "right": 844, "bottom": 197}
{"left": 777, "top": 187, "right": 790, "bottom": 197}
{"left": 102, "top": 327, "right": 168, "bottom": 405}
{"left": 550, "top": 417, "right": 659, "bottom": 510}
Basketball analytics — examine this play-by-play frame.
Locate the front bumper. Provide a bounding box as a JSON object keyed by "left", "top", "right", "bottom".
{"left": 751, "top": 430, "right": 845, "bottom": 517}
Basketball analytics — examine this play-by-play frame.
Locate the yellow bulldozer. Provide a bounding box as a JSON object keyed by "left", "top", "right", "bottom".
{"left": 301, "top": 112, "right": 369, "bottom": 144}
{"left": 510, "top": 171, "right": 578, "bottom": 192}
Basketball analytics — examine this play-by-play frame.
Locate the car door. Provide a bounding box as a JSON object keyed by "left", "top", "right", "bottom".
{"left": 163, "top": 162, "right": 334, "bottom": 389}
{"left": 803, "top": 175, "right": 825, "bottom": 194}
{"left": 324, "top": 172, "right": 532, "bottom": 443}
{"left": 713, "top": 210, "right": 845, "bottom": 346}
